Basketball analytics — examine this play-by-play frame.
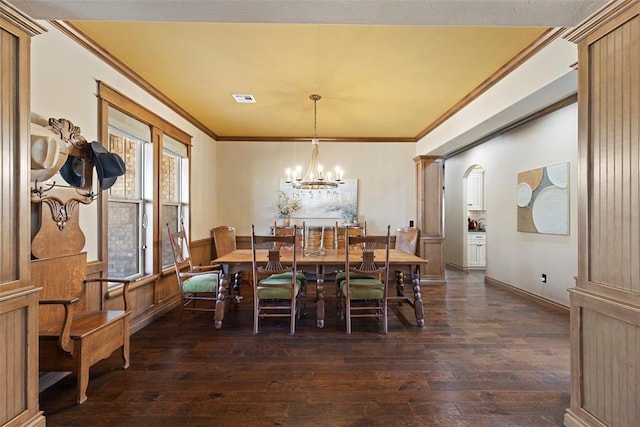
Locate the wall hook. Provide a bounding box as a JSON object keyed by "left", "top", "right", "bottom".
{"left": 32, "top": 179, "right": 57, "bottom": 198}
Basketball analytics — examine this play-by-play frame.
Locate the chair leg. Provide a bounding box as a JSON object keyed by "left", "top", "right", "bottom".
{"left": 383, "top": 300, "right": 388, "bottom": 334}
{"left": 253, "top": 297, "right": 259, "bottom": 334}
{"left": 346, "top": 299, "right": 352, "bottom": 334}
{"left": 290, "top": 297, "right": 296, "bottom": 335}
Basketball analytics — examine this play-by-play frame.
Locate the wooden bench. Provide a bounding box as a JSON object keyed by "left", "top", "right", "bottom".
{"left": 33, "top": 252, "right": 131, "bottom": 404}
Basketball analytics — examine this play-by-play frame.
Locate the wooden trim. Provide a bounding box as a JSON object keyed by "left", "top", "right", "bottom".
{"left": 564, "top": 408, "right": 607, "bottom": 427}
{"left": 106, "top": 274, "right": 160, "bottom": 299}
{"left": 484, "top": 275, "right": 570, "bottom": 313}
{"left": 130, "top": 295, "right": 180, "bottom": 334}
{"left": 98, "top": 97, "right": 109, "bottom": 264}
{"left": 564, "top": 0, "right": 639, "bottom": 43}
{"left": 0, "top": 286, "right": 40, "bottom": 305}
{"left": 444, "top": 93, "right": 577, "bottom": 159}
{"left": 86, "top": 260, "right": 105, "bottom": 276}
{"left": 190, "top": 237, "right": 210, "bottom": 249}
{"left": 570, "top": 287, "right": 640, "bottom": 326}
{"left": 217, "top": 136, "right": 417, "bottom": 143}
{"left": 0, "top": 1, "right": 46, "bottom": 36}
{"left": 98, "top": 81, "right": 192, "bottom": 143}
{"left": 49, "top": 20, "right": 217, "bottom": 141}
{"left": 416, "top": 27, "right": 565, "bottom": 141}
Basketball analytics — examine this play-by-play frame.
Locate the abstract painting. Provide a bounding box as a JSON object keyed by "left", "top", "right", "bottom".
{"left": 517, "top": 162, "right": 569, "bottom": 235}
{"left": 279, "top": 179, "right": 358, "bottom": 220}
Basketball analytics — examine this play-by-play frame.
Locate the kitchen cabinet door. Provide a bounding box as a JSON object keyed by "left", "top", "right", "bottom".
{"left": 467, "top": 171, "right": 484, "bottom": 210}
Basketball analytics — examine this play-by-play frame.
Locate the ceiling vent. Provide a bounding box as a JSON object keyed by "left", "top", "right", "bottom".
{"left": 232, "top": 94, "right": 256, "bottom": 103}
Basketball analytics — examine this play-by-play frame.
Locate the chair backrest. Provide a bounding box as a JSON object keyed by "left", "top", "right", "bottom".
{"left": 167, "top": 221, "right": 193, "bottom": 272}
{"left": 211, "top": 225, "right": 237, "bottom": 258}
{"left": 395, "top": 226, "right": 419, "bottom": 254}
{"left": 272, "top": 221, "right": 305, "bottom": 250}
{"left": 337, "top": 221, "right": 367, "bottom": 249}
{"left": 346, "top": 225, "right": 391, "bottom": 275}
{"left": 252, "top": 224, "right": 298, "bottom": 282}
{"left": 306, "top": 225, "right": 337, "bottom": 250}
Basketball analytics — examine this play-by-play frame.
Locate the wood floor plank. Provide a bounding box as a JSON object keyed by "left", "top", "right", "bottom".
{"left": 39, "top": 269, "right": 570, "bottom": 426}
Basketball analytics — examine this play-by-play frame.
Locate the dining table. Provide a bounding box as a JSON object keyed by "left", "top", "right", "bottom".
{"left": 212, "top": 248, "right": 428, "bottom": 328}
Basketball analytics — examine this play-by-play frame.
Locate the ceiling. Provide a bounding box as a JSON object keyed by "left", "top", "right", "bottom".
{"left": 10, "top": 0, "right": 608, "bottom": 142}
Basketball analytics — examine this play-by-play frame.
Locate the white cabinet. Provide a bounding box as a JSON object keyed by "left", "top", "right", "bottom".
{"left": 467, "top": 170, "right": 484, "bottom": 210}
{"left": 467, "top": 233, "right": 486, "bottom": 267}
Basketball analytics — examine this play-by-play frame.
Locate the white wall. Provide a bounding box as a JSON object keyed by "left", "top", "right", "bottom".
{"left": 444, "top": 103, "right": 578, "bottom": 306}
{"left": 30, "top": 22, "right": 218, "bottom": 260}
{"left": 417, "top": 37, "right": 577, "bottom": 156}
{"left": 216, "top": 141, "right": 416, "bottom": 236}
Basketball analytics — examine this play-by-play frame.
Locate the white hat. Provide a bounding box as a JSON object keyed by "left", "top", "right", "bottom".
{"left": 30, "top": 122, "right": 68, "bottom": 182}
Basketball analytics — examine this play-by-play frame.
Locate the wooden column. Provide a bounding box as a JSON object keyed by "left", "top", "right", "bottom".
{"left": 565, "top": 1, "right": 640, "bottom": 425}
{"left": 414, "top": 155, "right": 446, "bottom": 284}
{"left": 0, "top": 4, "right": 46, "bottom": 427}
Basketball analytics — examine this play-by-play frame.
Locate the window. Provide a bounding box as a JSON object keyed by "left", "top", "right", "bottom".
{"left": 161, "top": 134, "right": 188, "bottom": 268}
{"left": 98, "top": 83, "right": 192, "bottom": 283}
{"left": 106, "top": 107, "right": 151, "bottom": 279}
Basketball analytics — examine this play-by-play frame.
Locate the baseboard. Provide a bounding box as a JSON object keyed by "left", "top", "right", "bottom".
{"left": 445, "top": 262, "right": 464, "bottom": 271}
{"left": 419, "top": 278, "right": 447, "bottom": 285}
{"left": 445, "top": 262, "right": 485, "bottom": 272}
{"left": 21, "top": 411, "right": 46, "bottom": 427}
{"left": 564, "top": 409, "right": 606, "bottom": 427}
{"left": 130, "top": 295, "right": 181, "bottom": 334}
{"left": 484, "top": 275, "right": 569, "bottom": 313}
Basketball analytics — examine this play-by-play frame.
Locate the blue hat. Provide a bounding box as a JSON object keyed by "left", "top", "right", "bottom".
{"left": 89, "top": 141, "right": 126, "bottom": 190}
{"left": 59, "top": 155, "right": 85, "bottom": 187}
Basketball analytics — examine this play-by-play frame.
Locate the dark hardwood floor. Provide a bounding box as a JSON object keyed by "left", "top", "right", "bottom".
{"left": 40, "top": 269, "right": 570, "bottom": 426}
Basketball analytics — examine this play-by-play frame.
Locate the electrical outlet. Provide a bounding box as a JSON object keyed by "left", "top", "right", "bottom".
{"left": 541, "top": 273, "right": 547, "bottom": 283}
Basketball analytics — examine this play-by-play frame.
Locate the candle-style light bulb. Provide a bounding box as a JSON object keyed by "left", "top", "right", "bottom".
{"left": 318, "top": 164, "right": 324, "bottom": 180}
{"left": 295, "top": 165, "right": 302, "bottom": 181}
{"left": 285, "top": 168, "right": 292, "bottom": 182}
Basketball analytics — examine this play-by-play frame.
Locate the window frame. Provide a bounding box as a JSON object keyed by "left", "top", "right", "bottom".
{"left": 97, "top": 81, "right": 192, "bottom": 283}
{"left": 106, "top": 127, "right": 148, "bottom": 279}
{"left": 161, "top": 145, "right": 188, "bottom": 269}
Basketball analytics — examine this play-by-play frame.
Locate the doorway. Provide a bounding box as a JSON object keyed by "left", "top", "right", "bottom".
{"left": 463, "top": 165, "right": 486, "bottom": 269}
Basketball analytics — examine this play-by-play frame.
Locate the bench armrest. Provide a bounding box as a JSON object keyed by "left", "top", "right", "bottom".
{"left": 38, "top": 298, "right": 80, "bottom": 352}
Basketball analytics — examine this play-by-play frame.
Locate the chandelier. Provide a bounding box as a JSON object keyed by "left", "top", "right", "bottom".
{"left": 285, "top": 94, "right": 344, "bottom": 189}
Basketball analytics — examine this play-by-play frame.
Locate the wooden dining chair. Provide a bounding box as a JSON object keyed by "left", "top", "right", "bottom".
{"left": 394, "top": 226, "right": 419, "bottom": 293}
{"left": 211, "top": 225, "right": 242, "bottom": 302}
{"left": 336, "top": 221, "right": 367, "bottom": 249}
{"left": 272, "top": 221, "right": 305, "bottom": 250}
{"left": 338, "top": 225, "right": 391, "bottom": 334}
{"left": 306, "top": 224, "right": 337, "bottom": 250}
{"left": 251, "top": 224, "right": 304, "bottom": 334}
{"left": 167, "top": 221, "right": 225, "bottom": 326}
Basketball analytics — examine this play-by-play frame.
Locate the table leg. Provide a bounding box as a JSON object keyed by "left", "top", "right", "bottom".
{"left": 233, "top": 272, "right": 243, "bottom": 303}
{"left": 412, "top": 265, "right": 425, "bottom": 327}
{"left": 214, "top": 272, "right": 227, "bottom": 329}
{"left": 394, "top": 269, "right": 406, "bottom": 299}
{"left": 316, "top": 264, "right": 325, "bottom": 328}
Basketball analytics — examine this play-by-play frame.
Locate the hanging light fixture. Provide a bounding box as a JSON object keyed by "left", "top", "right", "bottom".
{"left": 285, "top": 94, "right": 344, "bottom": 189}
